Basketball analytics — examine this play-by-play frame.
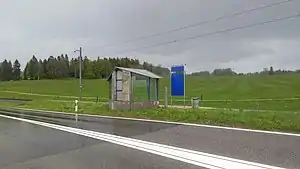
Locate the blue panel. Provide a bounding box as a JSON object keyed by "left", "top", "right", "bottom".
{"left": 171, "top": 65, "right": 184, "bottom": 72}
{"left": 171, "top": 65, "right": 185, "bottom": 96}
{"left": 171, "top": 73, "right": 184, "bottom": 96}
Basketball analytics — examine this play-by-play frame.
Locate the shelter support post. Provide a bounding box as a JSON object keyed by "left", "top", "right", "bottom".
{"left": 147, "top": 77, "right": 151, "bottom": 101}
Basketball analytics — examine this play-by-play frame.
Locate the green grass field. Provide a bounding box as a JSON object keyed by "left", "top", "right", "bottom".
{"left": 1, "top": 100, "right": 300, "bottom": 133}
{"left": 1, "top": 74, "right": 300, "bottom": 132}
{"left": 1, "top": 74, "right": 300, "bottom": 111}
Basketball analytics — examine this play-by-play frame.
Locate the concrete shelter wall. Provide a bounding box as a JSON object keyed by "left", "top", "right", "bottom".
{"left": 109, "top": 101, "right": 159, "bottom": 110}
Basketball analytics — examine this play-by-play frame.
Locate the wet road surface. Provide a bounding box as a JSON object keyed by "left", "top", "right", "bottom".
{"left": 0, "top": 116, "right": 201, "bottom": 169}
{"left": 0, "top": 108, "right": 300, "bottom": 168}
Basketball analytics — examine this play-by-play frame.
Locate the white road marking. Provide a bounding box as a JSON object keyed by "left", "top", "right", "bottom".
{"left": 0, "top": 114, "right": 285, "bottom": 169}
{"left": 14, "top": 107, "right": 300, "bottom": 137}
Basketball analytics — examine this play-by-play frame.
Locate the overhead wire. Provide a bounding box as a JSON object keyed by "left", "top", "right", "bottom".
{"left": 105, "top": 13, "right": 300, "bottom": 55}
{"left": 88, "top": 0, "right": 296, "bottom": 51}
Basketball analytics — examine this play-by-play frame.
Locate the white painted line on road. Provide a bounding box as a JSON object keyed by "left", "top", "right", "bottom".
{"left": 0, "top": 114, "right": 285, "bottom": 169}
{"left": 14, "top": 107, "right": 300, "bottom": 137}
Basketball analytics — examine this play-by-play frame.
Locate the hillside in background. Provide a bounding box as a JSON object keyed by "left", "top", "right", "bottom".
{"left": 190, "top": 67, "right": 300, "bottom": 76}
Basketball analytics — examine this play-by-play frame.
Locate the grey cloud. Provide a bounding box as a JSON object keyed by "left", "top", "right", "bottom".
{"left": 1, "top": 0, "right": 300, "bottom": 72}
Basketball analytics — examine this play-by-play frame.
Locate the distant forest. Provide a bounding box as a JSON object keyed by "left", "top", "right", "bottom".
{"left": 190, "top": 67, "right": 300, "bottom": 76}
{"left": 0, "top": 55, "right": 299, "bottom": 82}
{"left": 0, "top": 55, "right": 169, "bottom": 81}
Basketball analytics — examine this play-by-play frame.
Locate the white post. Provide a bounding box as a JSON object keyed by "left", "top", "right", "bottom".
{"left": 184, "top": 64, "right": 186, "bottom": 108}
{"left": 75, "top": 100, "right": 78, "bottom": 122}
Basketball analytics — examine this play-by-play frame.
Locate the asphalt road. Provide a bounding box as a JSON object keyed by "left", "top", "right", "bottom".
{"left": 0, "top": 108, "right": 300, "bottom": 169}
{"left": 0, "top": 115, "right": 201, "bottom": 169}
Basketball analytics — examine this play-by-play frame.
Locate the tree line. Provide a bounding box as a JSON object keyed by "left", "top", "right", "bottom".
{"left": 0, "top": 59, "right": 21, "bottom": 81}
{"left": 1, "top": 56, "right": 299, "bottom": 82}
{"left": 190, "top": 67, "right": 300, "bottom": 76}
{"left": 0, "top": 55, "right": 170, "bottom": 81}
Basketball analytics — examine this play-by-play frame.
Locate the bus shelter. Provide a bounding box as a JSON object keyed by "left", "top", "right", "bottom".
{"left": 107, "top": 67, "right": 161, "bottom": 110}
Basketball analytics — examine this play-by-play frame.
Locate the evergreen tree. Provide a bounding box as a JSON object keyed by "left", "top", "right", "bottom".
{"left": 83, "top": 56, "right": 93, "bottom": 79}
{"left": 2, "top": 55, "right": 171, "bottom": 80}
{"left": 7, "top": 61, "right": 13, "bottom": 80}
{"left": 269, "top": 66, "right": 274, "bottom": 75}
{"left": 64, "top": 54, "right": 70, "bottom": 74}
{"left": 0, "top": 59, "right": 13, "bottom": 81}
{"left": 38, "top": 59, "right": 46, "bottom": 79}
{"left": 28, "top": 55, "right": 39, "bottom": 79}
{"left": 42, "top": 59, "right": 48, "bottom": 79}
{"left": 24, "top": 63, "right": 29, "bottom": 80}
{"left": 46, "top": 56, "right": 58, "bottom": 79}
{"left": 12, "top": 59, "right": 21, "bottom": 80}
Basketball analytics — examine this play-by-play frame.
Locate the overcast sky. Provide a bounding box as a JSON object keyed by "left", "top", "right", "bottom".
{"left": 1, "top": 0, "right": 300, "bottom": 73}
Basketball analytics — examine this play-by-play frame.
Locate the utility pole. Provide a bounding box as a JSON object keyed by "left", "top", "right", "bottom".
{"left": 74, "top": 47, "right": 83, "bottom": 101}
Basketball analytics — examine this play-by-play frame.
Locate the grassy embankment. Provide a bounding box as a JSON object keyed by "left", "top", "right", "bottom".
{"left": 1, "top": 74, "right": 300, "bottom": 110}
{"left": 0, "top": 74, "right": 300, "bottom": 132}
